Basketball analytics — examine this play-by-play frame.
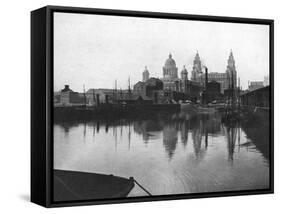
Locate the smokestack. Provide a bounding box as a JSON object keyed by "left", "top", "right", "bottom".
{"left": 205, "top": 67, "right": 208, "bottom": 89}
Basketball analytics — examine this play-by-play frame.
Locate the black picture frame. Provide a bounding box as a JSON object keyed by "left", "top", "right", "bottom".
{"left": 31, "top": 5, "right": 274, "bottom": 208}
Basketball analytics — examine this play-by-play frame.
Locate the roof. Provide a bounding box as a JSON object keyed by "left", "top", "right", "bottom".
{"left": 86, "top": 88, "right": 115, "bottom": 94}
{"left": 134, "top": 81, "right": 145, "bottom": 87}
{"left": 146, "top": 77, "right": 163, "bottom": 85}
{"left": 117, "top": 93, "right": 151, "bottom": 101}
{"left": 208, "top": 80, "right": 220, "bottom": 85}
{"left": 164, "top": 53, "right": 176, "bottom": 68}
{"left": 61, "top": 88, "right": 73, "bottom": 92}
{"left": 240, "top": 85, "right": 269, "bottom": 96}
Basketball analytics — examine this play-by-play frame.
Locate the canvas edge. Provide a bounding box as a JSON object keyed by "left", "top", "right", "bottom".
{"left": 31, "top": 6, "right": 49, "bottom": 207}
{"left": 30, "top": 5, "right": 274, "bottom": 208}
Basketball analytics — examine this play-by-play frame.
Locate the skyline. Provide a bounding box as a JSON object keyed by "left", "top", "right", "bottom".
{"left": 54, "top": 12, "right": 270, "bottom": 92}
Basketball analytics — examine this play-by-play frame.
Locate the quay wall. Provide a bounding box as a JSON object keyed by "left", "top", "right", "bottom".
{"left": 240, "top": 86, "right": 270, "bottom": 108}
{"left": 54, "top": 104, "right": 180, "bottom": 122}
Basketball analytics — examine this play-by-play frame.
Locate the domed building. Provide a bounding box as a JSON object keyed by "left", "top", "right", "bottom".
{"left": 161, "top": 53, "right": 181, "bottom": 91}
{"left": 163, "top": 53, "right": 178, "bottom": 80}
{"left": 160, "top": 54, "right": 203, "bottom": 101}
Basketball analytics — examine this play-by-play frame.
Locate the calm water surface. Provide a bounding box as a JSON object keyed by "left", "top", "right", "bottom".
{"left": 54, "top": 112, "right": 269, "bottom": 197}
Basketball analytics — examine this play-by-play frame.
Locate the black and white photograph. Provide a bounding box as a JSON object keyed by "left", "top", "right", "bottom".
{"left": 52, "top": 10, "right": 272, "bottom": 203}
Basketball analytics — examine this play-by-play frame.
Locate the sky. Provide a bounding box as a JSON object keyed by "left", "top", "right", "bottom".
{"left": 54, "top": 12, "right": 270, "bottom": 92}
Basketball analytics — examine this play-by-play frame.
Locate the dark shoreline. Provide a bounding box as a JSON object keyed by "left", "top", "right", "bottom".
{"left": 54, "top": 103, "right": 180, "bottom": 122}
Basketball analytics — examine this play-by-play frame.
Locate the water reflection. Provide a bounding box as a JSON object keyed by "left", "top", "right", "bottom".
{"left": 54, "top": 111, "right": 269, "bottom": 196}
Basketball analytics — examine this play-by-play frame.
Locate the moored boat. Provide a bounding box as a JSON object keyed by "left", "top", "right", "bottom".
{"left": 54, "top": 169, "right": 135, "bottom": 201}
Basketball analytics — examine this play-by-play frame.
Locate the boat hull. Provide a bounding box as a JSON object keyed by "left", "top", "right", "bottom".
{"left": 54, "top": 170, "right": 135, "bottom": 201}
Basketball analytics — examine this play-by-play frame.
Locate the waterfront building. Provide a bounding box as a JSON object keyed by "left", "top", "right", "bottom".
{"left": 54, "top": 91, "right": 61, "bottom": 104}
{"left": 133, "top": 81, "right": 146, "bottom": 96}
{"left": 59, "top": 85, "right": 85, "bottom": 106}
{"left": 180, "top": 65, "right": 188, "bottom": 94}
{"left": 225, "top": 50, "right": 237, "bottom": 91}
{"left": 133, "top": 77, "right": 165, "bottom": 103}
{"left": 161, "top": 53, "right": 203, "bottom": 96}
{"left": 248, "top": 81, "right": 264, "bottom": 91}
{"left": 181, "top": 65, "right": 188, "bottom": 80}
{"left": 86, "top": 88, "right": 115, "bottom": 105}
{"left": 264, "top": 75, "right": 269, "bottom": 86}
{"left": 134, "top": 51, "right": 239, "bottom": 102}
{"left": 191, "top": 51, "right": 237, "bottom": 93}
{"left": 240, "top": 86, "right": 269, "bottom": 107}
{"left": 142, "top": 66, "right": 150, "bottom": 82}
{"left": 184, "top": 81, "right": 203, "bottom": 102}
{"left": 161, "top": 53, "right": 180, "bottom": 91}
{"left": 133, "top": 54, "right": 204, "bottom": 102}
{"left": 86, "top": 88, "right": 153, "bottom": 105}
{"left": 202, "top": 81, "right": 223, "bottom": 104}
{"left": 191, "top": 51, "right": 203, "bottom": 82}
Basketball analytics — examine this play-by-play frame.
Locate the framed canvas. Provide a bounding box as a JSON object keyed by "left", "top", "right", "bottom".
{"left": 31, "top": 5, "right": 274, "bottom": 207}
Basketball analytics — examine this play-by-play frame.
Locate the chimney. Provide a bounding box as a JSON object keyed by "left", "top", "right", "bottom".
{"left": 205, "top": 67, "right": 208, "bottom": 89}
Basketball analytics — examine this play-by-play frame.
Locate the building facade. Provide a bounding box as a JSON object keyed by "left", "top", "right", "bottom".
{"left": 240, "top": 86, "right": 269, "bottom": 107}
{"left": 161, "top": 53, "right": 180, "bottom": 91}
{"left": 59, "top": 85, "right": 85, "bottom": 106}
{"left": 191, "top": 51, "right": 237, "bottom": 93}
{"left": 133, "top": 77, "right": 165, "bottom": 103}
{"left": 142, "top": 66, "right": 150, "bottom": 82}
{"left": 248, "top": 81, "right": 264, "bottom": 91}
{"left": 202, "top": 81, "right": 223, "bottom": 104}
{"left": 264, "top": 75, "right": 269, "bottom": 86}
{"left": 191, "top": 51, "right": 203, "bottom": 82}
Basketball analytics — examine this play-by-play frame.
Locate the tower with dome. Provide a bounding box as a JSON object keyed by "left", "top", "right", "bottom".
{"left": 161, "top": 53, "right": 181, "bottom": 91}
{"left": 163, "top": 53, "right": 178, "bottom": 80}
{"left": 142, "top": 66, "right": 150, "bottom": 82}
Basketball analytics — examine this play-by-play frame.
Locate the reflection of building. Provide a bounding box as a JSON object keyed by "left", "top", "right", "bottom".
{"left": 225, "top": 126, "right": 237, "bottom": 163}
{"left": 163, "top": 124, "right": 178, "bottom": 159}
{"left": 133, "top": 120, "right": 163, "bottom": 143}
{"left": 191, "top": 51, "right": 237, "bottom": 93}
{"left": 180, "top": 121, "right": 189, "bottom": 147}
{"left": 130, "top": 112, "right": 224, "bottom": 160}
{"left": 191, "top": 120, "right": 205, "bottom": 159}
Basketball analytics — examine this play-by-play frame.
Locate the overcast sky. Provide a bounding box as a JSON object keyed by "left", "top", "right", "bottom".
{"left": 54, "top": 12, "right": 269, "bottom": 92}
